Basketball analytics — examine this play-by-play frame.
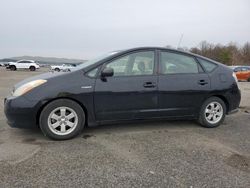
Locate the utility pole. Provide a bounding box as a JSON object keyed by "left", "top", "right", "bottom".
{"left": 177, "top": 34, "right": 184, "bottom": 49}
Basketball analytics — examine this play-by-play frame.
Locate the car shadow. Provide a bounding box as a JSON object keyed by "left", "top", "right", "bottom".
{"left": 2, "top": 120, "right": 199, "bottom": 142}
{"left": 83, "top": 119, "right": 199, "bottom": 135}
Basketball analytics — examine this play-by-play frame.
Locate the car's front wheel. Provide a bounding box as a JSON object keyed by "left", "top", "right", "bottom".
{"left": 10, "top": 65, "right": 16, "bottom": 71}
{"left": 198, "top": 97, "right": 226, "bottom": 128}
{"left": 39, "top": 99, "right": 85, "bottom": 140}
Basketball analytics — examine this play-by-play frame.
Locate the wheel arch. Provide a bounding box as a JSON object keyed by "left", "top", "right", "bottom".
{"left": 10, "top": 65, "right": 16, "bottom": 69}
{"left": 36, "top": 97, "right": 88, "bottom": 128}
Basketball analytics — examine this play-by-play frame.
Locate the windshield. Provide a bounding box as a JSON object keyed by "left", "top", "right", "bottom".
{"left": 76, "top": 51, "right": 120, "bottom": 70}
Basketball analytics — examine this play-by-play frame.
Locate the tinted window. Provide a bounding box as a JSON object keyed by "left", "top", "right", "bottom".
{"left": 197, "top": 58, "right": 217, "bottom": 72}
{"left": 18, "top": 61, "right": 31, "bottom": 63}
{"left": 160, "top": 51, "right": 199, "bottom": 74}
{"left": 105, "top": 51, "right": 154, "bottom": 77}
{"left": 241, "top": 67, "right": 250, "bottom": 71}
{"left": 234, "top": 67, "right": 241, "bottom": 72}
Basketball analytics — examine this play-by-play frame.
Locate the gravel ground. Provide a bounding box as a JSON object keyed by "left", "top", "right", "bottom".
{"left": 0, "top": 67, "right": 250, "bottom": 187}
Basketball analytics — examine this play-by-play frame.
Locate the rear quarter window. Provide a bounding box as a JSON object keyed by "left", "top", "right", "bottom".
{"left": 197, "top": 58, "right": 217, "bottom": 72}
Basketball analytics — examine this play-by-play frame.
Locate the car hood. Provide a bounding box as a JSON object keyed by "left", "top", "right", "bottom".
{"left": 14, "top": 71, "right": 67, "bottom": 90}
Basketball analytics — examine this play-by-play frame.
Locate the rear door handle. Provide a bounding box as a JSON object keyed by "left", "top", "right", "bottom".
{"left": 143, "top": 82, "right": 156, "bottom": 88}
{"left": 198, "top": 80, "right": 208, "bottom": 85}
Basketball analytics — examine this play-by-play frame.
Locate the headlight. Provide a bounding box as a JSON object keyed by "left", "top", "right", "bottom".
{"left": 13, "top": 79, "right": 47, "bottom": 97}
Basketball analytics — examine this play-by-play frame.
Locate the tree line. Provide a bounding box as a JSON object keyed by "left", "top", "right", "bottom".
{"left": 189, "top": 41, "right": 250, "bottom": 66}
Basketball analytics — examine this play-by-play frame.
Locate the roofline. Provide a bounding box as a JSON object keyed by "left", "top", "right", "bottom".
{"left": 80, "top": 46, "right": 228, "bottom": 72}
{"left": 17, "top": 59, "right": 35, "bottom": 62}
{"left": 120, "top": 46, "right": 225, "bottom": 65}
{"left": 119, "top": 46, "right": 200, "bottom": 56}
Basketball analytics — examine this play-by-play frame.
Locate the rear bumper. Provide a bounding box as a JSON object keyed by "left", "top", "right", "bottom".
{"left": 226, "top": 85, "right": 241, "bottom": 115}
{"left": 4, "top": 96, "right": 39, "bottom": 129}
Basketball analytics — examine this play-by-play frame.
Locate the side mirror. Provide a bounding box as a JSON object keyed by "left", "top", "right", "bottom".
{"left": 101, "top": 67, "right": 114, "bottom": 77}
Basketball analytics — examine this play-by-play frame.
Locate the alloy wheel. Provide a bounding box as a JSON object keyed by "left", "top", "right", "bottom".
{"left": 47, "top": 106, "right": 78, "bottom": 136}
{"left": 204, "top": 102, "right": 223, "bottom": 124}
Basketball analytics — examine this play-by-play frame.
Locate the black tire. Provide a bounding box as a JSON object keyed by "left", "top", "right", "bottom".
{"left": 198, "top": 97, "right": 226, "bottom": 128}
{"left": 55, "top": 68, "right": 60, "bottom": 72}
{"left": 39, "top": 99, "right": 85, "bottom": 140}
{"left": 10, "top": 65, "right": 16, "bottom": 71}
{"left": 247, "top": 77, "right": 250, "bottom": 82}
{"left": 29, "top": 66, "right": 36, "bottom": 71}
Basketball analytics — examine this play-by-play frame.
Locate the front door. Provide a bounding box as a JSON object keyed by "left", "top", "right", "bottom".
{"left": 94, "top": 50, "right": 158, "bottom": 121}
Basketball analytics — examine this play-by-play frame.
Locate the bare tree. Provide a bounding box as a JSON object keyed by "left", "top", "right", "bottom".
{"left": 189, "top": 42, "right": 250, "bottom": 66}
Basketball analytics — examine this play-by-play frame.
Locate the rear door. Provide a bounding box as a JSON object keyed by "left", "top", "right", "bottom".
{"left": 157, "top": 50, "right": 211, "bottom": 117}
{"left": 94, "top": 50, "right": 158, "bottom": 121}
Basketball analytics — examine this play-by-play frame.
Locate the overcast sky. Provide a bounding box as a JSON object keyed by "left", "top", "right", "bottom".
{"left": 0, "top": 0, "right": 249, "bottom": 59}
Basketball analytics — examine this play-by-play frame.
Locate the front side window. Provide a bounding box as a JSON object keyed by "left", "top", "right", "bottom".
{"left": 105, "top": 51, "right": 154, "bottom": 77}
{"left": 160, "top": 51, "right": 199, "bottom": 74}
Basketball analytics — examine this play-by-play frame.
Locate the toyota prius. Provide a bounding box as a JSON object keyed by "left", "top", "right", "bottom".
{"left": 4, "top": 47, "right": 241, "bottom": 140}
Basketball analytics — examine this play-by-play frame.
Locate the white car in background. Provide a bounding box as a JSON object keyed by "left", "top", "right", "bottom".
{"left": 50, "top": 64, "right": 76, "bottom": 72}
{"left": 8, "top": 60, "right": 40, "bottom": 71}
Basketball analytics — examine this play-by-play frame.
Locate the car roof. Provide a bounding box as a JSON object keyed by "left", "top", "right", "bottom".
{"left": 17, "top": 59, "right": 35, "bottom": 62}
{"left": 229, "top": 65, "right": 250, "bottom": 69}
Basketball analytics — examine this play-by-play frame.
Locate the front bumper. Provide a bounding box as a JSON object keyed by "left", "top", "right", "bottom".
{"left": 4, "top": 96, "right": 39, "bottom": 129}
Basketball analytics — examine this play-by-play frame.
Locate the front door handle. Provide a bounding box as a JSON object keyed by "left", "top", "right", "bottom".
{"left": 198, "top": 80, "right": 208, "bottom": 85}
{"left": 143, "top": 82, "right": 156, "bottom": 88}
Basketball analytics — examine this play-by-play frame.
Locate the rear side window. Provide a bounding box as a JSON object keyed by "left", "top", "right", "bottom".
{"left": 241, "top": 67, "right": 250, "bottom": 71}
{"left": 160, "top": 51, "right": 199, "bottom": 74}
{"left": 197, "top": 58, "right": 217, "bottom": 72}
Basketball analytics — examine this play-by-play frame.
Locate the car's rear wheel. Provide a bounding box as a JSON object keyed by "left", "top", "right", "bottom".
{"left": 198, "top": 97, "right": 226, "bottom": 128}
{"left": 29, "top": 66, "right": 36, "bottom": 71}
{"left": 39, "top": 99, "right": 85, "bottom": 140}
{"left": 247, "top": 77, "right": 250, "bottom": 82}
{"left": 55, "top": 68, "right": 60, "bottom": 72}
{"left": 10, "top": 65, "right": 16, "bottom": 71}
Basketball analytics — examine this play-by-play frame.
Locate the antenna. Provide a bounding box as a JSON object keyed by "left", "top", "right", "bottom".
{"left": 177, "top": 34, "right": 184, "bottom": 49}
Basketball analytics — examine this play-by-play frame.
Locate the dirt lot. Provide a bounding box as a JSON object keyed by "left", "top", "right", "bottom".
{"left": 0, "top": 67, "right": 250, "bottom": 187}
